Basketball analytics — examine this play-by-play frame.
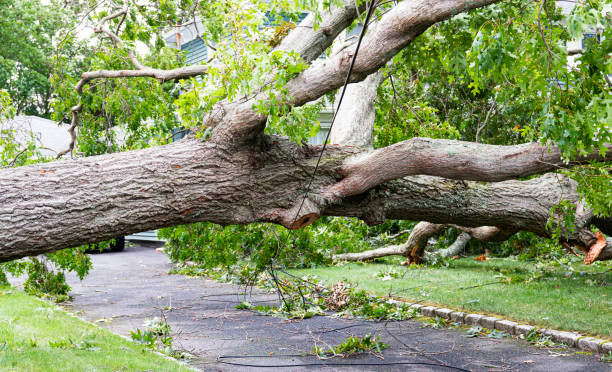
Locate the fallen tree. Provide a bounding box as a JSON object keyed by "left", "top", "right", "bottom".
{"left": 1, "top": 0, "right": 610, "bottom": 265}
{"left": 332, "top": 222, "right": 509, "bottom": 264}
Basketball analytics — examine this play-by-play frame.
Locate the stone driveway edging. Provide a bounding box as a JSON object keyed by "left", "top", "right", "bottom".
{"left": 390, "top": 300, "right": 612, "bottom": 354}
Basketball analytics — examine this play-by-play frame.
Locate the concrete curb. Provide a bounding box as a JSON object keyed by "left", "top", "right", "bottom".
{"left": 397, "top": 301, "right": 611, "bottom": 354}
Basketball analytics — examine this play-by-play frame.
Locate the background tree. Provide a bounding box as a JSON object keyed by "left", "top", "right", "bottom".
{"left": 0, "top": 0, "right": 78, "bottom": 117}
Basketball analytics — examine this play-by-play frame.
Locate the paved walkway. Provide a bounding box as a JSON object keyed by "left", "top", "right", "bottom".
{"left": 62, "top": 243, "right": 611, "bottom": 371}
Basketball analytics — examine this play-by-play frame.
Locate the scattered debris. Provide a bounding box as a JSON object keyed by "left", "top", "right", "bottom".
{"left": 324, "top": 281, "right": 350, "bottom": 311}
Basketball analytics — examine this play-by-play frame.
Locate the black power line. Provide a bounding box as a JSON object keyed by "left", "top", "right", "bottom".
{"left": 287, "top": 0, "right": 378, "bottom": 231}
{"left": 265, "top": 0, "right": 380, "bottom": 313}
{"left": 216, "top": 354, "right": 471, "bottom": 371}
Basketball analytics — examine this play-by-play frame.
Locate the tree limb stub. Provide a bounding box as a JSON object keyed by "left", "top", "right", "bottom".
{"left": 278, "top": 197, "right": 322, "bottom": 230}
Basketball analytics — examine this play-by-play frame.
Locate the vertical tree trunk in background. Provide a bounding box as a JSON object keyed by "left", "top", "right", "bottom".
{"left": 330, "top": 71, "right": 384, "bottom": 147}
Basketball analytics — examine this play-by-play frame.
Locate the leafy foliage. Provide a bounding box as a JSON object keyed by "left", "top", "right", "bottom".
{"left": 159, "top": 218, "right": 413, "bottom": 272}
{"left": 312, "top": 334, "right": 388, "bottom": 358}
{"left": 129, "top": 316, "right": 185, "bottom": 358}
{"left": 0, "top": 0, "right": 80, "bottom": 117}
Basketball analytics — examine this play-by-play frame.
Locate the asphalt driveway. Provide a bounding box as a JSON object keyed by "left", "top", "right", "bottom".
{"left": 62, "top": 242, "right": 611, "bottom": 371}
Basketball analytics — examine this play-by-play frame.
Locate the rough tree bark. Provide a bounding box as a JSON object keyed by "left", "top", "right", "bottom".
{"left": 1, "top": 0, "right": 610, "bottom": 265}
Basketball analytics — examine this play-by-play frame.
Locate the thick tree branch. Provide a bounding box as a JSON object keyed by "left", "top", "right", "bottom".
{"left": 210, "top": 0, "right": 501, "bottom": 146}
{"left": 323, "top": 138, "right": 612, "bottom": 200}
{"left": 325, "top": 172, "right": 610, "bottom": 253}
{"left": 75, "top": 65, "right": 209, "bottom": 94}
{"left": 274, "top": 0, "right": 366, "bottom": 64}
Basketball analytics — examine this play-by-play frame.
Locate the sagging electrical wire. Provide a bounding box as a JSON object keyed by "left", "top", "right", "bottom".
{"left": 264, "top": 0, "right": 380, "bottom": 310}
{"left": 286, "top": 0, "right": 378, "bottom": 233}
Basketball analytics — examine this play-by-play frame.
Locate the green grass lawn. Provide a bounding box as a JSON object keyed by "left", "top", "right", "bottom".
{"left": 291, "top": 257, "right": 612, "bottom": 338}
{"left": 0, "top": 286, "right": 193, "bottom": 372}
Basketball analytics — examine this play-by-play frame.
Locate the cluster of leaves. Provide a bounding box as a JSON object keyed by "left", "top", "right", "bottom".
{"left": 0, "top": 92, "right": 42, "bottom": 167}
{"left": 159, "top": 217, "right": 411, "bottom": 272}
{"left": 334, "top": 286, "right": 419, "bottom": 320}
{"left": 0, "top": 249, "right": 92, "bottom": 301}
{"left": 493, "top": 231, "right": 561, "bottom": 260}
{"left": 0, "top": 0, "right": 75, "bottom": 117}
{"left": 464, "top": 325, "right": 508, "bottom": 339}
{"left": 0, "top": 90, "right": 15, "bottom": 120}
{"left": 46, "top": 334, "right": 102, "bottom": 351}
{"left": 521, "top": 328, "right": 558, "bottom": 347}
{"left": 312, "top": 334, "right": 388, "bottom": 359}
{"left": 130, "top": 316, "right": 185, "bottom": 358}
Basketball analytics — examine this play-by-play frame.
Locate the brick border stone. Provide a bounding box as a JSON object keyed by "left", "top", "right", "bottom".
{"left": 402, "top": 302, "right": 609, "bottom": 354}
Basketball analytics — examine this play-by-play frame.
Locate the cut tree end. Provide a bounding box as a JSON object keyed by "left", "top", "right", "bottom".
{"left": 583, "top": 231, "right": 607, "bottom": 265}
{"left": 278, "top": 197, "right": 322, "bottom": 230}
{"left": 288, "top": 213, "right": 320, "bottom": 229}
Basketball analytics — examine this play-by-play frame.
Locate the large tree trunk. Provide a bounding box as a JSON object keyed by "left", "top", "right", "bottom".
{"left": 1, "top": 135, "right": 610, "bottom": 262}
{"left": 1, "top": 0, "right": 610, "bottom": 266}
